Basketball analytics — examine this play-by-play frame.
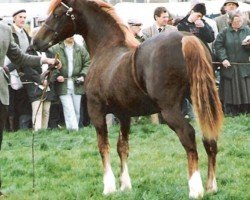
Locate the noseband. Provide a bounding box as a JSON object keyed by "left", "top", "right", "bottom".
{"left": 43, "top": 2, "right": 76, "bottom": 45}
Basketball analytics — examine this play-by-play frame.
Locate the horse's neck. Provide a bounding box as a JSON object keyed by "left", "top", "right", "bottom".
{"left": 75, "top": 2, "right": 125, "bottom": 56}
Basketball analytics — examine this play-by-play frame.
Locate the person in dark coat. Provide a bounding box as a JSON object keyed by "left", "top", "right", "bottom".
{"left": 177, "top": 3, "right": 215, "bottom": 52}
{"left": 24, "top": 28, "right": 58, "bottom": 131}
{"left": 177, "top": 3, "right": 215, "bottom": 120}
{"left": 0, "top": 21, "right": 61, "bottom": 149}
{"left": 214, "top": 10, "right": 250, "bottom": 115}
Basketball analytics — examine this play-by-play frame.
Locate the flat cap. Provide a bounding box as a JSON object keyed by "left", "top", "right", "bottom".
{"left": 223, "top": 0, "right": 239, "bottom": 7}
{"left": 12, "top": 9, "right": 26, "bottom": 17}
{"left": 127, "top": 18, "right": 142, "bottom": 26}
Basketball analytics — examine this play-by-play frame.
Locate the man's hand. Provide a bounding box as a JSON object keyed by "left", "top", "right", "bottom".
{"left": 57, "top": 76, "right": 64, "bottom": 82}
{"left": 222, "top": 59, "right": 231, "bottom": 68}
{"left": 3, "top": 66, "right": 9, "bottom": 74}
{"left": 43, "top": 79, "right": 48, "bottom": 87}
{"left": 42, "top": 58, "right": 62, "bottom": 69}
{"left": 194, "top": 19, "right": 204, "bottom": 28}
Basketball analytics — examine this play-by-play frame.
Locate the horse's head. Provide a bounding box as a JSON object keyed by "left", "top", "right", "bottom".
{"left": 32, "top": 0, "right": 77, "bottom": 51}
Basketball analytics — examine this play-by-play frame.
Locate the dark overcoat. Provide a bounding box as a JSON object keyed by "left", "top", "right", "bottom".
{"left": 214, "top": 25, "right": 250, "bottom": 105}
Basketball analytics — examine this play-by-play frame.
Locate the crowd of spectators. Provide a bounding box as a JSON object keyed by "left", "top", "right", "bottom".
{"left": 128, "top": 0, "right": 250, "bottom": 121}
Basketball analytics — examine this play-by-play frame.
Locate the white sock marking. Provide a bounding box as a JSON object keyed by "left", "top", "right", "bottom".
{"left": 188, "top": 171, "right": 204, "bottom": 199}
{"left": 120, "top": 164, "right": 132, "bottom": 191}
{"left": 103, "top": 167, "right": 116, "bottom": 195}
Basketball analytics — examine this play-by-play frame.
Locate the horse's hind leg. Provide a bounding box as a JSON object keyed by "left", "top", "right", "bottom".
{"left": 161, "top": 109, "right": 204, "bottom": 199}
{"left": 203, "top": 139, "right": 218, "bottom": 194}
{"left": 117, "top": 116, "right": 132, "bottom": 191}
{"left": 89, "top": 107, "right": 116, "bottom": 194}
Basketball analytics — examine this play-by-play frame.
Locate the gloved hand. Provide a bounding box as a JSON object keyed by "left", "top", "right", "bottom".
{"left": 222, "top": 59, "right": 231, "bottom": 68}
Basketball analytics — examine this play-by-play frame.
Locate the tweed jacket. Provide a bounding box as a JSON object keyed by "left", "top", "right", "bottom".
{"left": 51, "top": 42, "right": 90, "bottom": 96}
{"left": 7, "top": 25, "right": 31, "bottom": 73}
{"left": 0, "top": 22, "right": 41, "bottom": 105}
{"left": 142, "top": 23, "right": 177, "bottom": 40}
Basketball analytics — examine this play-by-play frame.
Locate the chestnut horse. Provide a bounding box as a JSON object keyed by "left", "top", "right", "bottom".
{"left": 32, "top": 0, "right": 223, "bottom": 198}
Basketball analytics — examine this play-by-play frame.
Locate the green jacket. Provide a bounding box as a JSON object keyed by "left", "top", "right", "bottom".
{"left": 51, "top": 42, "right": 90, "bottom": 96}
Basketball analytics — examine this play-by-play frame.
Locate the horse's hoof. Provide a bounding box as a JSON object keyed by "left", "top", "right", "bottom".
{"left": 189, "top": 190, "right": 204, "bottom": 199}
{"left": 120, "top": 184, "right": 132, "bottom": 192}
{"left": 206, "top": 178, "right": 217, "bottom": 194}
{"left": 103, "top": 169, "right": 116, "bottom": 195}
{"left": 206, "top": 188, "right": 218, "bottom": 195}
{"left": 120, "top": 171, "right": 132, "bottom": 192}
{"left": 103, "top": 187, "right": 116, "bottom": 195}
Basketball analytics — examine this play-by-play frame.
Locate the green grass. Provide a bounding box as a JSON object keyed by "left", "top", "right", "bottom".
{"left": 0, "top": 115, "right": 249, "bottom": 200}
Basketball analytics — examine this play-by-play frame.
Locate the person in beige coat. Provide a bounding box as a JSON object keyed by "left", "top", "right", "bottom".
{"left": 0, "top": 21, "right": 60, "bottom": 150}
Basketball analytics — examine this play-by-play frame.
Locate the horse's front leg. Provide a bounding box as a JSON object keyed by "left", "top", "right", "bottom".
{"left": 117, "top": 117, "right": 132, "bottom": 191}
{"left": 203, "top": 139, "right": 218, "bottom": 194}
{"left": 91, "top": 110, "right": 116, "bottom": 195}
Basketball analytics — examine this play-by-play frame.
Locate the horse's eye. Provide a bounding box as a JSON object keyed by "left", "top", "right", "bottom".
{"left": 54, "top": 14, "right": 59, "bottom": 18}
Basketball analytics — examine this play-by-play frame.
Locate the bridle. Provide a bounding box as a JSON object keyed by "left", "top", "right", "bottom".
{"left": 43, "top": 1, "right": 77, "bottom": 45}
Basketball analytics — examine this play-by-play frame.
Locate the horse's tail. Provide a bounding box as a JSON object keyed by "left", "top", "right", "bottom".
{"left": 181, "top": 35, "right": 223, "bottom": 140}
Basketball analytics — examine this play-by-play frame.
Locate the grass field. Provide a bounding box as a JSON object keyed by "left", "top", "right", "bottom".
{"left": 0, "top": 115, "right": 249, "bottom": 200}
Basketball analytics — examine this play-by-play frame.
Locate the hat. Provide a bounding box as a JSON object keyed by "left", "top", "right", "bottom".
{"left": 223, "top": 0, "right": 239, "bottom": 7}
{"left": 128, "top": 19, "right": 142, "bottom": 26}
{"left": 192, "top": 3, "right": 206, "bottom": 16}
{"left": 12, "top": 9, "right": 26, "bottom": 17}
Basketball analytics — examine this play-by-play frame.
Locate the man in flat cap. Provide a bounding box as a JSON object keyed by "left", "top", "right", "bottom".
{"left": 214, "top": 0, "right": 249, "bottom": 32}
{"left": 128, "top": 19, "right": 144, "bottom": 42}
{"left": 7, "top": 9, "right": 33, "bottom": 131}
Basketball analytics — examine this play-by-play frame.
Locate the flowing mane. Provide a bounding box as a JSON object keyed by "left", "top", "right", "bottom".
{"left": 48, "top": 0, "right": 139, "bottom": 48}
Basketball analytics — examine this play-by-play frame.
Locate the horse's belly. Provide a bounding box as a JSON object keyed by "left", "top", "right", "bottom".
{"left": 107, "top": 95, "right": 159, "bottom": 117}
